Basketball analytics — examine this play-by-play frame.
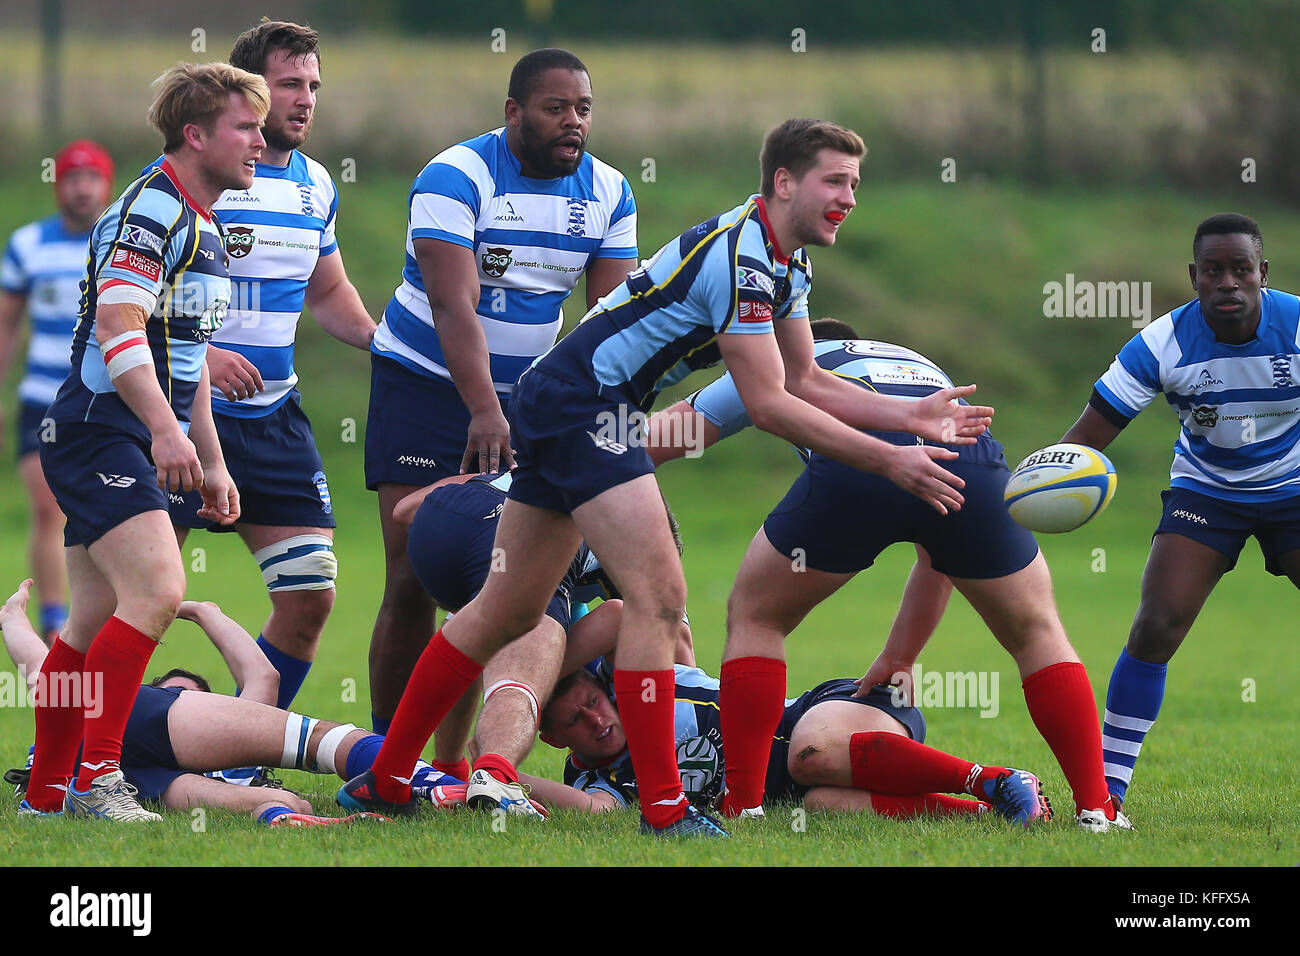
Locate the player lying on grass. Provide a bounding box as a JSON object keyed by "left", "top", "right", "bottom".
{"left": 338, "top": 471, "right": 693, "bottom": 819}
{"left": 1059, "top": 213, "right": 1300, "bottom": 812}
{"left": 1, "top": 580, "right": 463, "bottom": 824}
{"left": 519, "top": 656, "right": 1051, "bottom": 826}
{"left": 649, "top": 319, "right": 1132, "bottom": 832}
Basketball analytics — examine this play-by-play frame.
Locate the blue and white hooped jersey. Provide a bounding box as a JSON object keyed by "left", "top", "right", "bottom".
{"left": 147, "top": 151, "right": 338, "bottom": 418}
{"left": 563, "top": 659, "right": 798, "bottom": 808}
{"left": 1093, "top": 289, "right": 1300, "bottom": 502}
{"left": 372, "top": 127, "right": 638, "bottom": 394}
{"left": 537, "top": 194, "right": 811, "bottom": 413}
{"left": 1, "top": 216, "right": 91, "bottom": 408}
{"left": 48, "top": 161, "right": 229, "bottom": 443}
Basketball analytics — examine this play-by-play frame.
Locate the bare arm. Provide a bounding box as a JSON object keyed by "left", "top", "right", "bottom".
{"left": 516, "top": 771, "right": 620, "bottom": 812}
{"left": 0, "top": 580, "right": 48, "bottom": 690}
{"left": 415, "top": 237, "right": 513, "bottom": 474}
{"left": 185, "top": 362, "right": 238, "bottom": 525}
{"left": 647, "top": 399, "right": 722, "bottom": 467}
{"left": 774, "top": 318, "right": 992, "bottom": 442}
{"left": 0, "top": 291, "right": 27, "bottom": 448}
{"left": 718, "top": 332, "right": 966, "bottom": 514}
{"left": 97, "top": 301, "right": 203, "bottom": 492}
{"left": 304, "top": 249, "right": 377, "bottom": 351}
{"left": 584, "top": 256, "right": 637, "bottom": 310}
{"left": 855, "top": 545, "right": 953, "bottom": 699}
{"left": 1060, "top": 404, "right": 1124, "bottom": 452}
{"left": 175, "top": 601, "right": 279, "bottom": 706}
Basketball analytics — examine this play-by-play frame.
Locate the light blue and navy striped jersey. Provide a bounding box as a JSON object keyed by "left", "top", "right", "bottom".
{"left": 146, "top": 151, "right": 338, "bottom": 418}
{"left": 537, "top": 194, "right": 811, "bottom": 413}
{"left": 1, "top": 216, "right": 92, "bottom": 408}
{"left": 47, "top": 160, "right": 230, "bottom": 442}
{"left": 1092, "top": 289, "right": 1300, "bottom": 502}
{"left": 372, "top": 127, "right": 637, "bottom": 394}
{"left": 563, "top": 658, "right": 800, "bottom": 808}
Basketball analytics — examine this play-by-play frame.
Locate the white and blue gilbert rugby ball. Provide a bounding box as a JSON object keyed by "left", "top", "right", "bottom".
{"left": 1004, "top": 443, "right": 1117, "bottom": 533}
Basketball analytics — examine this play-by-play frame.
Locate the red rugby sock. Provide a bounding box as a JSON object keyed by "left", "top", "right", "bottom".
{"left": 849, "top": 731, "right": 981, "bottom": 795}
{"left": 75, "top": 617, "right": 157, "bottom": 791}
{"left": 371, "top": 630, "right": 482, "bottom": 804}
{"left": 718, "top": 656, "right": 786, "bottom": 816}
{"left": 869, "top": 792, "right": 989, "bottom": 818}
{"left": 613, "top": 669, "right": 687, "bottom": 829}
{"left": 473, "top": 752, "right": 518, "bottom": 785}
{"left": 1022, "top": 661, "right": 1111, "bottom": 814}
{"left": 431, "top": 758, "right": 472, "bottom": 782}
{"left": 27, "top": 638, "right": 87, "bottom": 811}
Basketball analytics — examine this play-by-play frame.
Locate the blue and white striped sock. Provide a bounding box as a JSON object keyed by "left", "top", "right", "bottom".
{"left": 1102, "top": 648, "right": 1167, "bottom": 802}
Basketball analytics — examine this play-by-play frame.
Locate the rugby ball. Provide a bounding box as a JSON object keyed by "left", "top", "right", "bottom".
{"left": 1004, "top": 443, "right": 1117, "bottom": 533}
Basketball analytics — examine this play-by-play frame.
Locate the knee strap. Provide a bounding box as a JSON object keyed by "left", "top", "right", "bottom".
{"left": 281, "top": 713, "right": 320, "bottom": 771}
{"left": 253, "top": 535, "right": 337, "bottom": 593}
{"left": 483, "top": 679, "right": 540, "bottom": 725}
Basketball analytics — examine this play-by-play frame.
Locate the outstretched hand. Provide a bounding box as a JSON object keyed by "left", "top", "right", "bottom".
{"left": 909, "top": 385, "right": 993, "bottom": 445}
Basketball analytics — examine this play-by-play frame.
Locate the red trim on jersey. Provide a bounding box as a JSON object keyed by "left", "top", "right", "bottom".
{"left": 159, "top": 158, "right": 213, "bottom": 222}
{"left": 755, "top": 196, "right": 789, "bottom": 264}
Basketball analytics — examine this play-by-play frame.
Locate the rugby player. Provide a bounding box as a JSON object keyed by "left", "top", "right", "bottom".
{"left": 525, "top": 658, "right": 1050, "bottom": 826}
{"left": 2, "top": 580, "right": 463, "bottom": 824}
{"left": 25, "top": 63, "right": 267, "bottom": 822}
{"left": 164, "top": 20, "right": 377, "bottom": 710}
{"left": 339, "top": 472, "right": 691, "bottom": 817}
{"left": 650, "top": 320, "right": 1132, "bottom": 831}
{"left": 1058, "top": 213, "right": 1300, "bottom": 812}
{"left": 343, "top": 119, "right": 991, "bottom": 838}
{"left": 0, "top": 140, "right": 113, "bottom": 644}
{"left": 364, "top": 48, "right": 639, "bottom": 739}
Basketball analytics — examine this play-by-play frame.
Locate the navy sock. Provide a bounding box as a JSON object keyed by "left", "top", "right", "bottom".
{"left": 254, "top": 635, "right": 312, "bottom": 709}
{"left": 371, "top": 712, "right": 392, "bottom": 735}
{"left": 1102, "top": 648, "right": 1167, "bottom": 802}
{"left": 344, "top": 733, "right": 385, "bottom": 781}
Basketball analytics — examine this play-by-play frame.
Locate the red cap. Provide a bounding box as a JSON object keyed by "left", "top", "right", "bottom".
{"left": 54, "top": 140, "right": 114, "bottom": 185}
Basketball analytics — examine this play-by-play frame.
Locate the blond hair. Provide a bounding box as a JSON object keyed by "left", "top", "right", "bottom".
{"left": 760, "top": 119, "right": 866, "bottom": 198}
{"left": 148, "top": 62, "right": 270, "bottom": 153}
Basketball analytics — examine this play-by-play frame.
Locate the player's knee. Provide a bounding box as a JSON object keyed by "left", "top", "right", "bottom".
{"left": 255, "top": 535, "right": 336, "bottom": 596}
{"left": 1129, "top": 604, "right": 1192, "bottom": 662}
{"left": 271, "top": 586, "right": 335, "bottom": 636}
{"left": 31, "top": 497, "right": 63, "bottom": 530}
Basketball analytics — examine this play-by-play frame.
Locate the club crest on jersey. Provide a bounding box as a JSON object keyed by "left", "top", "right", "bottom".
{"left": 481, "top": 247, "right": 513, "bottom": 278}
{"left": 1193, "top": 405, "right": 1219, "bottom": 427}
{"left": 1272, "top": 354, "right": 1292, "bottom": 388}
{"left": 297, "top": 182, "right": 315, "bottom": 217}
{"left": 566, "top": 198, "right": 587, "bottom": 238}
{"left": 225, "top": 226, "right": 255, "bottom": 259}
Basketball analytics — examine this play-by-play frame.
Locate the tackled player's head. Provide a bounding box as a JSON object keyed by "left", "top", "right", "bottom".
{"left": 760, "top": 119, "right": 865, "bottom": 249}
{"left": 810, "top": 317, "right": 860, "bottom": 341}
{"left": 506, "top": 48, "right": 592, "bottom": 178}
{"left": 149, "top": 62, "right": 269, "bottom": 191}
{"left": 149, "top": 668, "right": 211, "bottom": 693}
{"left": 539, "top": 669, "right": 625, "bottom": 761}
{"left": 1189, "top": 213, "right": 1268, "bottom": 328}
{"left": 231, "top": 19, "right": 322, "bottom": 154}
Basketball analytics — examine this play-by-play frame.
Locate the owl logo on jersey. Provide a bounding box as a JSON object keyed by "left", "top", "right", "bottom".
{"left": 481, "top": 247, "right": 513, "bottom": 278}
{"left": 1193, "top": 405, "right": 1219, "bottom": 428}
{"left": 225, "top": 227, "right": 256, "bottom": 259}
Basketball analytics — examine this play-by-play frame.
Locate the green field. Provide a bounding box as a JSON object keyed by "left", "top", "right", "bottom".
{"left": 1, "top": 166, "right": 1297, "bottom": 867}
